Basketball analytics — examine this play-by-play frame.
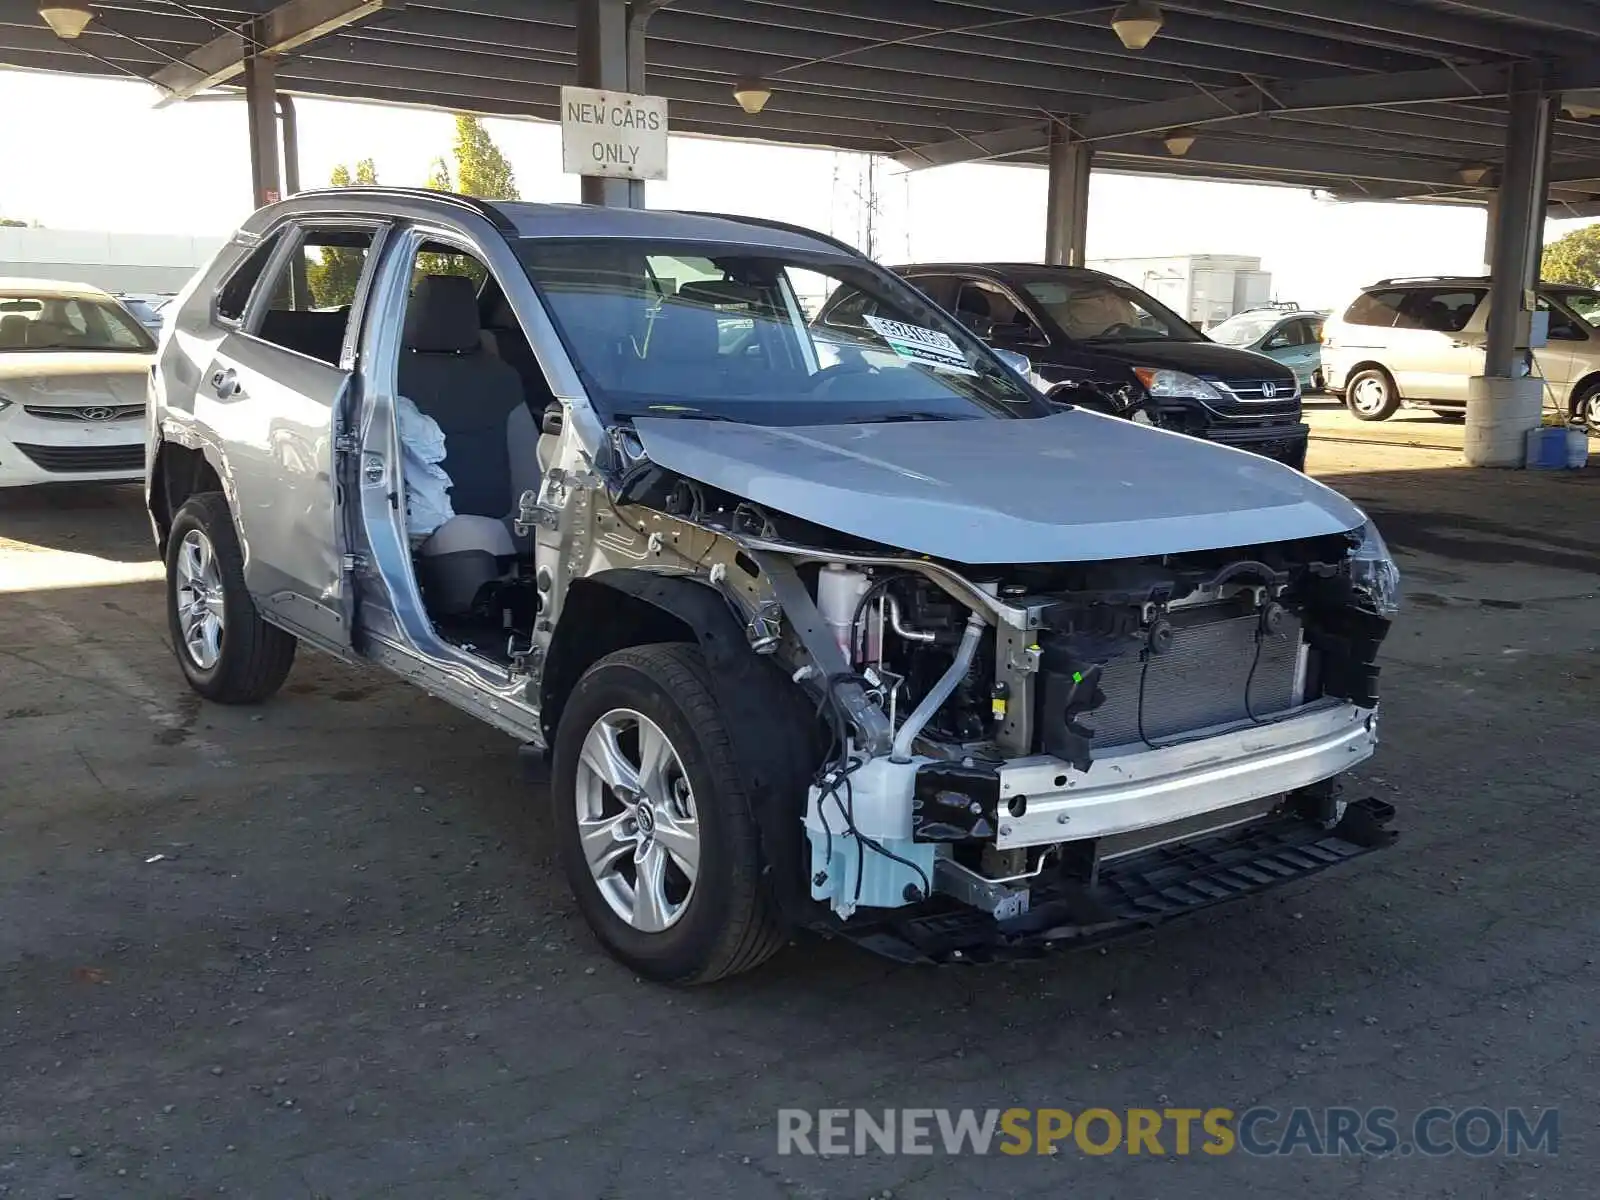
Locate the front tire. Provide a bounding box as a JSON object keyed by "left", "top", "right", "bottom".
{"left": 165, "top": 492, "right": 296, "bottom": 704}
{"left": 1345, "top": 368, "right": 1400, "bottom": 421}
{"left": 1572, "top": 380, "right": 1600, "bottom": 430}
{"left": 551, "top": 643, "right": 785, "bottom": 984}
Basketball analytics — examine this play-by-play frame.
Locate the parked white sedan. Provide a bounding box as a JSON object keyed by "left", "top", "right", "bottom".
{"left": 0, "top": 278, "right": 154, "bottom": 487}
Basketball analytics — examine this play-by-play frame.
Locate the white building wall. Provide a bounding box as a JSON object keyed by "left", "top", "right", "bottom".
{"left": 0, "top": 228, "right": 224, "bottom": 295}
{"left": 1088, "top": 253, "right": 1271, "bottom": 327}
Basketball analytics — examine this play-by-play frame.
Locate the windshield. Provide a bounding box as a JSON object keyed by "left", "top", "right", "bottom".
{"left": 0, "top": 294, "right": 155, "bottom": 353}
{"left": 1555, "top": 289, "right": 1600, "bottom": 327}
{"left": 514, "top": 239, "right": 1048, "bottom": 426}
{"left": 1022, "top": 276, "right": 1202, "bottom": 345}
{"left": 1208, "top": 312, "right": 1279, "bottom": 347}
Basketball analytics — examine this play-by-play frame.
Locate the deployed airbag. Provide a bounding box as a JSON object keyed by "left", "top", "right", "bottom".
{"left": 396, "top": 393, "right": 454, "bottom": 540}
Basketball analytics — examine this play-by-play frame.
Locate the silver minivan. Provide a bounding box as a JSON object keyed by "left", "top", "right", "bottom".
{"left": 1323, "top": 275, "right": 1600, "bottom": 425}
{"left": 146, "top": 188, "right": 1400, "bottom": 982}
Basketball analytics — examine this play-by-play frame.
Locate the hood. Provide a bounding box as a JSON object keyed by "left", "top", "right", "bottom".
{"left": 632, "top": 411, "right": 1363, "bottom": 565}
{"left": 1046, "top": 337, "right": 1295, "bottom": 383}
{"left": 0, "top": 352, "right": 151, "bottom": 407}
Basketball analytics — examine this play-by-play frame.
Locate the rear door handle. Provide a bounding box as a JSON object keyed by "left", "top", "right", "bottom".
{"left": 209, "top": 367, "right": 240, "bottom": 398}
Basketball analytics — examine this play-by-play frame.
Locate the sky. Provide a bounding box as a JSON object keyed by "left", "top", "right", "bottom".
{"left": 2, "top": 68, "right": 1595, "bottom": 311}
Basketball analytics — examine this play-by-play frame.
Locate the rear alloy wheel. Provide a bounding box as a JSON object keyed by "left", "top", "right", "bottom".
{"left": 1346, "top": 368, "right": 1399, "bottom": 421}
{"left": 551, "top": 643, "right": 785, "bottom": 983}
{"left": 165, "top": 492, "right": 296, "bottom": 704}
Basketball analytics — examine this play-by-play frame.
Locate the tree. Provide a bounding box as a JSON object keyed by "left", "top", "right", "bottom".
{"left": 450, "top": 114, "right": 519, "bottom": 200}
{"left": 1541, "top": 223, "right": 1600, "bottom": 288}
{"left": 305, "top": 159, "right": 380, "bottom": 307}
{"left": 414, "top": 120, "right": 512, "bottom": 286}
{"left": 0, "top": 217, "right": 26, "bottom": 228}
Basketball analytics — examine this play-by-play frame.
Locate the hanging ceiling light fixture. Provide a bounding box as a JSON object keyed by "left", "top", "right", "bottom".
{"left": 1163, "top": 129, "right": 1197, "bottom": 156}
{"left": 732, "top": 78, "right": 772, "bottom": 115}
{"left": 39, "top": 4, "right": 93, "bottom": 38}
{"left": 1111, "top": 1, "right": 1163, "bottom": 50}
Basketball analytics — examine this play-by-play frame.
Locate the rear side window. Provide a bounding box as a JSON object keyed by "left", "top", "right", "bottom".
{"left": 250, "top": 226, "right": 380, "bottom": 366}
{"left": 1342, "top": 289, "right": 1406, "bottom": 327}
{"left": 1394, "top": 288, "right": 1484, "bottom": 333}
{"left": 215, "top": 233, "right": 283, "bottom": 324}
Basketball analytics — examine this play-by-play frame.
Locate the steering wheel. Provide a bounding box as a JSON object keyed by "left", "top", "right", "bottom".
{"left": 808, "top": 360, "right": 877, "bottom": 389}
{"left": 1097, "top": 322, "right": 1141, "bottom": 338}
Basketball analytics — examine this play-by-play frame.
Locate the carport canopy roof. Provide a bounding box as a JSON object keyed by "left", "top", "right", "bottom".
{"left": 7, "top": 0, "right": 1600, "bottom": 215}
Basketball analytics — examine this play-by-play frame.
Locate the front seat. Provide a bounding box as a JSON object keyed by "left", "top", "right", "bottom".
{"left": 399, "top": 274, "right": 539, "bottom": 616}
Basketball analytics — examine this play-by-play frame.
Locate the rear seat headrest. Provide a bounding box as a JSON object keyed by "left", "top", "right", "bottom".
{"left": 404, "top": 274, "right": 482, "bottom": 354}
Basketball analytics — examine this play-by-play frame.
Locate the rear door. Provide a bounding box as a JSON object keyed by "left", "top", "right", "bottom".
{"left": 198, "top": 219, "right": 387, "bottom": 651}
{"left": 1387, "top": 286, "right": 1487, "bottom": 402}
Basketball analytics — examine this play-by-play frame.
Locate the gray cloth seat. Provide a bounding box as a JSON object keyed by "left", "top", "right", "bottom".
{"left": 400, "top": 274, "right": 539, "bottom": 615}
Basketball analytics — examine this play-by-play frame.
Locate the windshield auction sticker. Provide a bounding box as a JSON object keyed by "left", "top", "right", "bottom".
{"left": 863, "top": 315, "right": 977, "bottom": 376}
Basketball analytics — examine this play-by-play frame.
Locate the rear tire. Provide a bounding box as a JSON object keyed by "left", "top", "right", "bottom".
{"left": 1433, "top": 410, "right": 1466, "bottom": 423}
{"left": 1345, "top": 368, "right": 1399, "bottom": 421}
{"left": 165, "top": 492, "right": 296, "bottom": 704}
{"left": 551, "top": 643, "right": 786, "bottom": 984}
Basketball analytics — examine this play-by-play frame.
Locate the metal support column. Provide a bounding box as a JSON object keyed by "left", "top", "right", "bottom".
{"left": 1525, "top": 94, "right": 1560, "bottom": 282}
{"left": 1485, "top": 67, "right": 1551, "bottom": 378}
{"left": 1481, "top": 192, "right": 1498, "bottom": 274}
{"left": 243, "top": 40, "right": 281, "bottom": 209}
{"left": 1044, "top": 123, "right": 1091, "bottom": 267}
{"left": 277, "top": 94, "right": 300, "bottom": 197}
{"left": 577, "top": 0, "right": 652, "bottom": 208}
{"left": 1465, "top": 62, "right": 1555, "bottom": 466}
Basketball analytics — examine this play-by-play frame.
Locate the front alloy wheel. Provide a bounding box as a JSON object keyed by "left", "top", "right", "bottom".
{"left": 576, "top": 708, "right": 701, "bottom": 933}
{"left": 551, "top": 643, "right": 786, "bottom": 983}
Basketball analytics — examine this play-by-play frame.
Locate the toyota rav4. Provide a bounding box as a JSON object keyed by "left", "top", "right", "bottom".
{"left": 147, "top": 188, "right": 1399, "bottom": 983}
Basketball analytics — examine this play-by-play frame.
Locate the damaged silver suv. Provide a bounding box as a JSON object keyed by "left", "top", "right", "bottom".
{"left": 147, "top": 189, "right": 1401, "bottom": 983}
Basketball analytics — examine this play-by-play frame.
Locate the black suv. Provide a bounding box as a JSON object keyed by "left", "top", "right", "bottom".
{"left": 867, "top": 263, "right": 1309, "bottom": 469}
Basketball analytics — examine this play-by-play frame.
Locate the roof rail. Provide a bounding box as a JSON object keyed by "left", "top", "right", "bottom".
{"left": 1370, "top": 274, "right": 1487, "bottom": 286}
{"left": 289, "top": 186, "right": 517, "bottom": 233}
{"left": 684, "top": 210, "right": 861, "bottom": 257}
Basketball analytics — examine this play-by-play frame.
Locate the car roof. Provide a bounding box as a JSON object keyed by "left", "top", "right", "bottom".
{"left": 1230, "top": 307, "right": 1322, "bottom": 318}
{"left": 891, "top": 262, "right": 1122, "bottom": 285}
{"left": 251, "top": 188, "right": 855, "bottom": 258}
{"left": 0, "top": 277, "right": 116, "bottom": 301}
{"left": 1362, "top": 275, "right": 1597, "bottom": 292}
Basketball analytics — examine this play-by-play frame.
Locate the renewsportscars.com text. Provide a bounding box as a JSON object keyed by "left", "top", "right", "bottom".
{"left": 777, "top": 1106, "right": 1558, "bottom": 1158}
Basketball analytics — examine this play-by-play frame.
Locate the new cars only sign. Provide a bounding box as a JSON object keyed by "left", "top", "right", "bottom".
{"left": 561, "top": 86, "right": 668, "bottom": 180}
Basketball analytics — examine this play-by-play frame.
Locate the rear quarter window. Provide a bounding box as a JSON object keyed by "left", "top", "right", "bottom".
{"left": 215, "top": 232, "right": 285, "bottom": 324}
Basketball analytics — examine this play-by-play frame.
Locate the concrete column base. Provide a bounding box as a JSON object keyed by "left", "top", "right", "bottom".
{"left": 1463, "top": 376, "right": 1543, "bottom": 467}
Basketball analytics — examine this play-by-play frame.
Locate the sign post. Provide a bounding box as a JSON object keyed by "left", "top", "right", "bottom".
{"left": 561, "top": 86, "right": 669, "bottom": 193}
